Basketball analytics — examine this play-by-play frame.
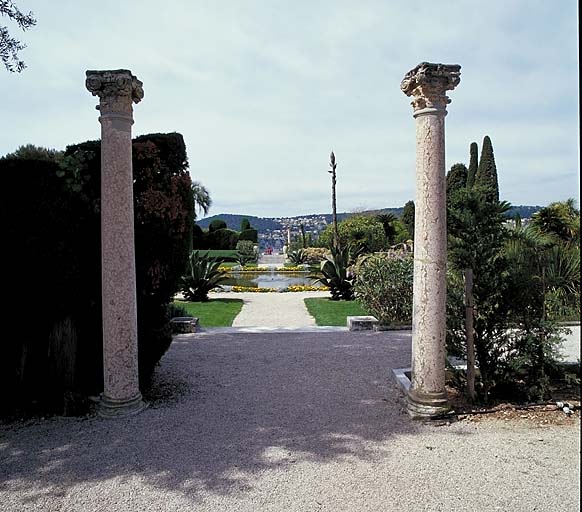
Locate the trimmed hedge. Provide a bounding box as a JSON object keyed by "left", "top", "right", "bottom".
{"left": 238, "top": 228, "right": 258, "bottom": 243}
{"left": 0, "top": 132, "right": 194, "bottom": 416}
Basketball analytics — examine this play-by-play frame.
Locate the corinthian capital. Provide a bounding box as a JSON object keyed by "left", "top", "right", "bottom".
{"left": 85, "top": 69, "right": 144, "bottom": 114}
{"left": 401, "top": 62, "right": 461, "bottom": 113}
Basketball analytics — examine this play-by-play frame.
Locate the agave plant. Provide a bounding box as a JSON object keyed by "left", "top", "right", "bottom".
{"left": 181, "top": 251, "right": 228, "bottom": 302}
{"left": 287, "top": 249, "right": 307, "bottom": 265}
{"left": 311, "top": 245, "right": 354, "bottom": 300}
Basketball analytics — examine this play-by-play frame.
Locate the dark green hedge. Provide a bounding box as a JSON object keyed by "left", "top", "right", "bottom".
{"left": 0, "top": 132, "right": 194, "bottom": 417}
{"left": 238, "top": 228, "right": 258, "bottom": 243}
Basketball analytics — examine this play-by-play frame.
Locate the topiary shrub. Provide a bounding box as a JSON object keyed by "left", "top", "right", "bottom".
{"left": 0, "top": 132, "right": 194, "bottom": 417}
{"left": 236, "top": 240, "right": 257, "bottom": 265}
{"left": 238, "top": 228, "right": 258, "bottom": 243}
{"left": 208, "top": 219, "right": 227, "bottom": 232}
{"left": 354, "top": 252, "right": 413, "bottom": 326}
{"left": 207, "top": 227, "right": 239, "bottom": 250}
{"left": 303, "top": 247, "right": 329, "bottom": 265}
{"left": 240, "top": 218, "right": 251, "bottom": 231}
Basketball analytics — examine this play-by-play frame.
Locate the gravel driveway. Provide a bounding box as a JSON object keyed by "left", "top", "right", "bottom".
{"left": 1, "top": 331, "right": 579, "bottom": 511}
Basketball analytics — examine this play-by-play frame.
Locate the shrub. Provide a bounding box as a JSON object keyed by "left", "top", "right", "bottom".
{"left": 207, "top": 227, "right": 239, "bottom": 250}
{"left": 240, "top": 218, "right": 251, "bottom": 231}
{"left": 209, "top": 219, "right": 227, "bottom": 232}
{"left": 287, "top": 249, "right": 308, "bottom": 264}
{"left": 303, "top": 247, "right": 329, "bottom": 265}
{"left": 236, "top": 240, "right": 257, "bottom": 266}
{"left": 181, "top": 251, "right": 229, "bottom": 301}
{"left": 318, "top": 215, "right": 387, "bottom": 253}
{"left": 167, "top": 302, "right": 189, "bottom": 318}
{"left": 354, "top": 252, "right": 413, "bottom": 326}
{"left": 312, "top": 245, "right": 354, "bottom": 300}
{"left": 0, "top": 133, "right": 194, "bottom": 416}
{"left": 238, "top": 228, "right": 258, "bottom": 243}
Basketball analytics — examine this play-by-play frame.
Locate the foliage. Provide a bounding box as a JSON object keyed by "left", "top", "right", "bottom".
{"left": 530, "top": 198, "right": 580, "bottom": 244}
{"left": 374, "top": 213, "right": 398, "bottom": 245}
{"left": 235, "top": 240, "right": 257, "bottom": 266}
{"left": 181, "top": 251, "right": 229, "bottom": 302}
{"left": 466, "top": 142, "right": 478, "bottom": 189}
{"left": 312, "top": 245, "right": 354, "bottom": 300}
{"left": 0, "top": 132, "right": 194, "bottom": 416}
{"left": 400, "top": 200, "right": 415, "bottom": 239}
{"left": 302, "top": 247, "right": 329, "bottom": 265}
{"left": 207, "top": 227, "right": 239, "bottom": 250}
{"left": 304, "top": 297, "right": 368, "bottom": 326}
{"left": 191, "top": 181, "right": 211, "bottom": 220}
{"left": 208, "top": 219, "right": 227, "bottom": 232}
{"left": 446, "top": 163, "right": 468, "bottom": 199}
{"left": 318, "top": 214, "right": 387, "bottom": 253}
{"left": 0, "top": 0, "right": 36, "bottom": 72}
{"left": 167, "top": 302, "right": 189, "bottom": 318}
{"left": 238, "top": 228, "right": 258, "bottom": 243}
{"left": 354, "top": 252, "right": 413, "bottom": 326}
{"left": 475, "top": 135, "right": 499, "bottom": 203}
{"left": 240, "top": 218, "right": 251, "bottom": 231}
{"left": 287, "top": 248, "right": 308, "bottom": 264}
{"left": 173, "top": 299, "right": 243, "bottom": 327}
{"left": 1, "top": 144, "right": 63, "bottom": 163}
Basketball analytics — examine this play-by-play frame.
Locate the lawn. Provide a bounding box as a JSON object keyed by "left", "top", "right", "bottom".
{"left": 173, "top": 299, "right": 243, "bottom": 327}
{"left": 304, "top": 297, "right": 369, "bottom": 326}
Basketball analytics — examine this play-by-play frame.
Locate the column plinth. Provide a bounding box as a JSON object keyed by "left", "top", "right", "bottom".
{"left": 401, "top": 62, "right": 461, "bottom": 419}
{"left": 86, "top": 69, "right": 146, "bottom": 419}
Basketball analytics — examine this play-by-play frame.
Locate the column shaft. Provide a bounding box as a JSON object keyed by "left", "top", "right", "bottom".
{"left": 400, "top": 62, "right": 461, "bottom": 418}
{"left": 86, "top": 69, "right": 146, "bottom": 418}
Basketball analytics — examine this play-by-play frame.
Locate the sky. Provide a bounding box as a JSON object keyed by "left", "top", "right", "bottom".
{"left": 1, "top": 1, "right": 579, "bottom": 218}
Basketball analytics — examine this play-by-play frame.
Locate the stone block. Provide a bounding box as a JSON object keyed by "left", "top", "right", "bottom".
{"left": 170, "top": 316, "right": 199, "bottom": 334}
{"left": 347, "top": 315, "right": 378, "bottom": 331}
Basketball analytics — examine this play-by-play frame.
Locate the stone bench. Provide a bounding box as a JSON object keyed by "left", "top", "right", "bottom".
{"left": 170, "top": 316, "right": 199, "bottom": 334}
{"left": 347, "top": 316, "right": 378, "bottom": 331}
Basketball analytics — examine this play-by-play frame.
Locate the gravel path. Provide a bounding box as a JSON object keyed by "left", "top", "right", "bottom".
{"left": 1, "top": 331, "right": 579, "bottom": 511}
{"left": 210, "top": 291, "right": 330, "bottom": 328}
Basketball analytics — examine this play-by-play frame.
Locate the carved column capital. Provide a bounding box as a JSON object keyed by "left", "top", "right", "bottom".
{"left": 85, "top": 69, "right": 144, "bottom": 115}
{"left": 401, "top": 62, "right": 461, "bottom": 114}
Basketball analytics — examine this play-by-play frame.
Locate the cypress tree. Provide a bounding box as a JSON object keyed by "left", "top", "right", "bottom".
{"left": 475, "top": 136, "right": 499, "bottom": 203}
{"left": 446, "top": 163, "right": 468, "bottom": 198}
{"left": 466, "top": 142, "right": 478, "bottom": 189}
{"left": 401, "top": 200, "right": 415, "bottom": 239}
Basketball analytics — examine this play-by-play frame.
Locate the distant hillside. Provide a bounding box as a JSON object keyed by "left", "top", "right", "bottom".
{"left": 197, "top": 214, "right": 282, "bottom": 231}
{"left": 197, "top": 205, "right": 542, "bottom": 232}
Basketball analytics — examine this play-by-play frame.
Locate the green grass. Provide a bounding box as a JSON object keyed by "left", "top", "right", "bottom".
{"left": 173, "top": 299, "right": 243, "bottom": 327}
{"left": 304, "top": 297, "right": 369, "bottom": 326}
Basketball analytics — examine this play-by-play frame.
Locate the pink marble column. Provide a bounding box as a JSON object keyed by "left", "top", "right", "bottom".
{"left": 401, "top": 62, "right": 461, "bottom": 418}
{"left": 86, "top": 69, "right": 146, "bottom": 418}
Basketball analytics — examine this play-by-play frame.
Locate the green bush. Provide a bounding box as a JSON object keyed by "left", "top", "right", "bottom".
{"left": 312, "top": 245, "right": 354, "bottom": 301}
{"left": 208, "top": 219, "right": 227, "bottom": 232}
{"left": 287, "top": 249, "right": 308, "bottom": 264}
{"left": 240, "top": 218, "right": 251, "bottom": 231}
{"left": 181, "top": 251, "right": 229, "bottom": 301}
{"left": 0, "top": 133, "right": 194, "bottom": 416}
{"left": 238, "top": 228, "right": 258, "bottom": 243}
{"left": 303, "top": 247, "right": 329, "bottom": 265}
{"left": 354, "top": 252, "right": 413, "bottom": 326}
{"left": 236, "top": 240, "right": 257, "bottom": 265}
{"left": 318, "top": 215, "right": 387, "bottom": 253}
{"left": 207, "top": 227, "right": 239, "bottom": 250}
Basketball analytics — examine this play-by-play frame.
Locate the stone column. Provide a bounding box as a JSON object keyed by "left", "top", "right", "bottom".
{"left": 401, "top": 62, "right": 461, "bottom": 418}
{"left": 86, "top": 69, "right": 146, "bottom": 418}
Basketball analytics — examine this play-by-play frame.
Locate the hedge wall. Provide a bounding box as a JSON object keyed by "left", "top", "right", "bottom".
{"left": 0, "top": 132, "right": 194, "bottom": 417}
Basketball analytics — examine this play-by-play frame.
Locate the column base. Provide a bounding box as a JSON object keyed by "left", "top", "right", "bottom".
{"left": 407, "top": 388, "right": 450, "bottom": 419}
{"left": 97, "top": 392, "right": 147, "bottom": 419}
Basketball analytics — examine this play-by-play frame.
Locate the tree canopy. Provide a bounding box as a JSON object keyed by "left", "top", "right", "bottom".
{"left": 1, "top": 1, "right": 36, "bottom": 72}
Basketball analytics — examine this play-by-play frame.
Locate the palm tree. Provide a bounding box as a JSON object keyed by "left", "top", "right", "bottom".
{"left": 191, "top": 181, "right": 212, "bottom": 220}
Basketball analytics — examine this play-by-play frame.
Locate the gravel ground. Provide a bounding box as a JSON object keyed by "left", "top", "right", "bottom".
{"left": 1, "top": 331, "right": 579, "bottom": 512}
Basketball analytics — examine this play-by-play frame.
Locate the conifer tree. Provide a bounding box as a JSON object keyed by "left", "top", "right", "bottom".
{"left": 446, "top": 163, "right": 468, "bottom": 199}
{"left": 466, "top": 142, "right": 478, "bottom": 189}
{"left": 401, "top": 200, "right": 415, "bottom": 239}
{"left": 475, "top": 136, "right": 499, "bottom": 203}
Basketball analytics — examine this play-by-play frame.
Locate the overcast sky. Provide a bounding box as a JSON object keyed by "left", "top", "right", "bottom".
{"left": 1, "top": 1, "right": 579, "bottom": 217}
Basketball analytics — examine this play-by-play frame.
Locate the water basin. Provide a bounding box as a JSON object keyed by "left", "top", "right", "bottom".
{"left": 223, "top": 271, "right": 323, "bottom": 290}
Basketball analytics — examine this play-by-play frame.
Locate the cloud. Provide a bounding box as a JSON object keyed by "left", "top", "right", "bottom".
{"left": 1, "top": 0, "right": 578, "bottom": 216}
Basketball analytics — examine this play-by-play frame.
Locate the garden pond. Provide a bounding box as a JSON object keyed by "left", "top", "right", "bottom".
{"left": 222, "top": 270, "right": 324, "bottom": 290}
